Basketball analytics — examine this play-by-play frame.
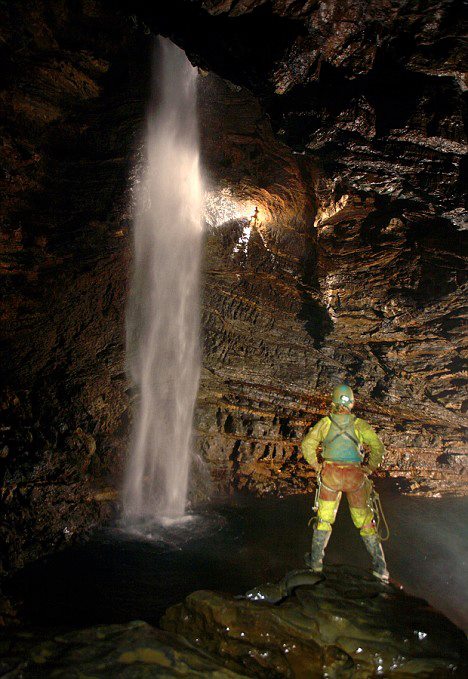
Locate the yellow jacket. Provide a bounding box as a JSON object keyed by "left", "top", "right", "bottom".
{"left": 302, "top": 415, "right": 385, "bottom": 471}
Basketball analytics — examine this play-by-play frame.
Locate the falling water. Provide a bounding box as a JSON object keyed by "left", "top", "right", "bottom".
{"left": 123, "top": 38, "right": 203, "bottom": 522}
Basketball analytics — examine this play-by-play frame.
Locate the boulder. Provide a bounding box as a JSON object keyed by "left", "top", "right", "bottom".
{"left": 162, "top": 565, "right": 468, "bottom": 677}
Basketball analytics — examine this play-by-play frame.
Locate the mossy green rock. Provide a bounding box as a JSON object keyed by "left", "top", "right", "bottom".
{"left": 0, "top": 620, "right": 247, "bottom": 677}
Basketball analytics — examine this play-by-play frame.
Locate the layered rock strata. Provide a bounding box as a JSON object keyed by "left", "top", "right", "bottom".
{"left": 133, "top": 0, "right": 467, "bottom": 221}
{"left": 0, "top": 1, "right": 466, "bottom": 572}
{"left": 0, "top": 2, "right": 147, "bottom": 570}
{"left": 195, "top": 75, "right": 467, "bottom": 498}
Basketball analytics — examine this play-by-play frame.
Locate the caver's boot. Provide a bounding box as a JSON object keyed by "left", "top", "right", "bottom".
{"left": 361, "top": 534, "right": 389, "bottom": 581}
{"left": 306, "top": 529, "right": 332, "bottom": 573}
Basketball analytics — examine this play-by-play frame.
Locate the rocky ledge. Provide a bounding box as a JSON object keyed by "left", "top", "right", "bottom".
{"left": 162, "top": 566, "right": 468, "bottom": 677}
{"left": 0, "top": 566, "right": 466, "bottom": 677}
{"left": 0, "top": 621, "right": 245, "bottom": 678}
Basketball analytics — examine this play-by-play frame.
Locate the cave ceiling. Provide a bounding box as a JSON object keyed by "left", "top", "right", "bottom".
{"left": 130, "top": 0, "right": 467, "bottom": 225}
{"left": 0, "top": 0, "right": 466, "bottom": 570}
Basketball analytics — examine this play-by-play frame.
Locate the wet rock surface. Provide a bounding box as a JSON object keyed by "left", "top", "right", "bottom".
{"left": 139, "top": 0, "right": 467, "bottom": 222}
{"left": 1, "top": 565, "right": 466, "bottom": 677}
{"left": 0, "top": 620, "right": 246, "bottom": 677}
{"left": 162, "top": 565, "right": 468, "bottom": 677}
{"left": 0, "top": 0, "right": 466, "bottom": 573}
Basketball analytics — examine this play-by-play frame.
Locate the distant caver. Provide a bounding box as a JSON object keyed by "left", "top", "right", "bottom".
{"left": 302, "top": 384, "right": 389, "bottom": 580}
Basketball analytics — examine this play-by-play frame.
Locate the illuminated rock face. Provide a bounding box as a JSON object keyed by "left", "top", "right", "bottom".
{"left": 195, "top": 75, "right": 467, "bottom": 499}
{"left": 134, "top": 0, "right": 466, "bottom": 220}
{"left": 0, "top": 1, "right": 466, "bottom": 569}
{"left": 140, "top": 0, "right": 467, "bottom": 496}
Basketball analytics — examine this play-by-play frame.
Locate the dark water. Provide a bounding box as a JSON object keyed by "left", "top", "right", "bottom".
{"left": 11, "top": 481, "right": 468, "bottom": 632}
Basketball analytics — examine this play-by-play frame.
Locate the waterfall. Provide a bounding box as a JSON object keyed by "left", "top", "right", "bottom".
{"left": 123, "top": 37, "right": 203, "bottom": 521}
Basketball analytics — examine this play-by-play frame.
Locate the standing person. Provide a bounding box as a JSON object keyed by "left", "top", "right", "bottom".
{"left": 301, "top": 384, "right": 389, "bottom": 580}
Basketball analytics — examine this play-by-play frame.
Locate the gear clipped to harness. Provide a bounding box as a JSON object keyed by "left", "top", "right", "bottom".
{"left": 366, "top": 478, "right": 390, "bottom": 542}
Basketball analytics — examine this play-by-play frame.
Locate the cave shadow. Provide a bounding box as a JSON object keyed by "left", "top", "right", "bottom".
{"left": 298, "top": 294, "right": 334, "bottom": 349}
{"left": 297, "top": 230, "right": 334, "bottom": 348}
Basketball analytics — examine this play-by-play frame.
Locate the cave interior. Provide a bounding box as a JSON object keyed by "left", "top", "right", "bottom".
{"left": 0, "top": 0, "right": 467, "bottom": 674}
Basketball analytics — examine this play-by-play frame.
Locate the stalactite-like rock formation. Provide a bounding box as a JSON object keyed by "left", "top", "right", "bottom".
{"left": 0, "top": 0, "right": 466, "bottom": 570}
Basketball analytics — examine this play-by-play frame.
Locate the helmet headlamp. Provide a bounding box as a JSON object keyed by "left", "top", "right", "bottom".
{"left": 331, "top": 385, "right": 354, "bottom": 407}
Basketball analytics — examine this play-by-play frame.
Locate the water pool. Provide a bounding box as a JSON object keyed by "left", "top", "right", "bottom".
{"left": 11, "top": 480, "right": 468, "bottom": 632}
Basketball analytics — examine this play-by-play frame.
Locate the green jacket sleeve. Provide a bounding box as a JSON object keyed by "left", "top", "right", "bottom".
{"left": 355, "top": 418, "right": 385, "bottom": 470}
{"left": 301, "top": 417, "right": 330, "bottom": 467}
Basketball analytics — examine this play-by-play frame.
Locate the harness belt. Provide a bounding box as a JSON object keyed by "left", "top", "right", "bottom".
{"left": 320, "top": 475, "right": 366, "bottom": 494}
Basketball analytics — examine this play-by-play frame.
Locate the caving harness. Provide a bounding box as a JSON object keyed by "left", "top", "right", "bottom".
{"left": 309, "top": 470, "right": 390, "bottom": 541}
{"left": 322, "top": 414, "right": 363, "bottom": 464}
{"left": 325, "top": 415, "right": 361, "bottom": 449}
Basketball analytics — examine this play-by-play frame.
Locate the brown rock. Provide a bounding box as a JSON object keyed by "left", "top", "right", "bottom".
{"left": 162, "top": 566, "right": 468, "bottom": 677}
{"left": 0, "top": 0, "right": 466, "bottom": 574}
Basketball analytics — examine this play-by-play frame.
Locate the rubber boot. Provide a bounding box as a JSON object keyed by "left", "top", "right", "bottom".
{"left": 361, "top": 534, "right": 389, "bottom": 581}
{"left": 308, "top": 529, "right": 331, "bottom": 573}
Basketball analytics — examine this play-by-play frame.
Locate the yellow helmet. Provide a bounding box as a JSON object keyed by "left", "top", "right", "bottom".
{"left": 331, "top": 384, "right": 354, "bottom": 407}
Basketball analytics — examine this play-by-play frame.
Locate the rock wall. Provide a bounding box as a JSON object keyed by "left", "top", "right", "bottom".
{"left": 130, "top": 0, "right": 467, "bottom": 495}
{"left": 195, "top": 74, "right": 466, "bottom": 498}
{"left": 0, "top": 2, "right": 148, "bottom": 570}
{"left": 141, "top": 0, "right": 466, "bottom": 222}
{"left": 0, "top": 0, "right": 466, "bottom": 571}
